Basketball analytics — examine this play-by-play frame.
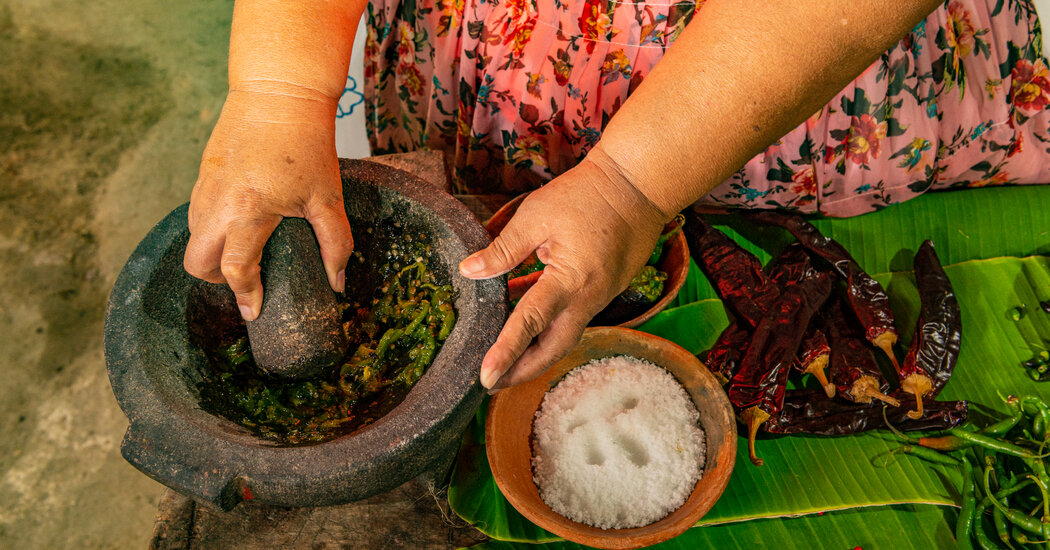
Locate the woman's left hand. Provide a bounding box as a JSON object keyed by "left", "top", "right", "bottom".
{"left": 459, "top": 148, "right": 670, "bottom": 390}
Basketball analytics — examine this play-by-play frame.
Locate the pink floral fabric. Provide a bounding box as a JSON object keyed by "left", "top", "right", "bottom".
{"left": 363, "top": 0, "right": 1050, "bottom": 216}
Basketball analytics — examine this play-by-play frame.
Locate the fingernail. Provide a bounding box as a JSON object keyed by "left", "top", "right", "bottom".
{"left": 460, "top": 254, "right": 485, "bottom": 275}
{"left": 480, "top": 368, "right": 501, "bottom": 389}
{"left": 238, "top": 304, "right": 254, "bottom": 321}
{"left": 335, "top": 269, "right": 346, "bottom": 293}
{"left": 487, "top": 388, "right": 501, "bottom": 396}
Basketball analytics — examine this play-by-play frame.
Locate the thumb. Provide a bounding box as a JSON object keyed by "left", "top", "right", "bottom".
{"left": 307, "top": 197, "right": 354, "bottom": 293}
{"left": 460, "top": 217, "right": 538, "bottom": 280}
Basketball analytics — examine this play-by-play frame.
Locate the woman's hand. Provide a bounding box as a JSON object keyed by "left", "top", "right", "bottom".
{"left": 183, "top": 90, "right": 352, "bottom": 321}
{"left": 460, "top": 147, "right": 670, "bottom": 390}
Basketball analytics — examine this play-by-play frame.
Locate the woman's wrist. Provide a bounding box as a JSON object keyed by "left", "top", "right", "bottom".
{"left": 584, "top": 142, "right": 678, "bottom": 226}
{"left": 221, "top": 88, "right": 337, "bottom": 127}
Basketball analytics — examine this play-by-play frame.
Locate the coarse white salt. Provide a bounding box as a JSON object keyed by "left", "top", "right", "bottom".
{"left": 531, "top": 355, "right": 706, "bottom": 530}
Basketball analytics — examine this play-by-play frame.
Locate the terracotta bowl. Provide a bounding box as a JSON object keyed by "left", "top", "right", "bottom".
{"left": 484, "top": 193, "right": 689, "bottom": 328}
{"left": 486, "top": 327, "right": 736, "bottom": 550}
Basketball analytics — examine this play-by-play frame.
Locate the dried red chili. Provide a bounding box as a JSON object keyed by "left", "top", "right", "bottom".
{"left": 766, "top": 243, "right": 820, "bottom": 287}
{"left": 728, "top": 271, "right": 832, "bottom": 465}
{"left": 701, "top": 319, "right": 751, "bottom": 386}
{"left": 899, "top": 240, "right": 962, "bottom": 419}
{"left": 766, "top": 243, "right": 833, "bottom": 397}
{"left": 745, "top": 211, "right": 901, "bottom": 372}
{"left": 825, "top": 299, "right": 900, "bottom": 407}
{"left": 764, "top": 389, "right": 968, "bottom": 435}
{"left": 699, "top": 244, "right": 820, "bottom": 389}
{"left": 683, "top": 211, "right": 780, "bottom": 328}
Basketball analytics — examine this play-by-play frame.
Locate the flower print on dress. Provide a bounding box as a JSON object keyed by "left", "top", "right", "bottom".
{"left": 549, "top": 49, "right": 573, "bottom": 86}
{"left": 940, "top": 0, "right": 990, "bottom": 97}
{"left": 971, "top": 170, "right": 1011, "bottom": 187}
{"left": 397, "top": 21, "right": 418, "bottom": 58}
{"left": 526, "top": 72, "right": 547, "bottom": 99}
{"left": 843, "top": 114, "right": 887, "bottom": 166}
{"left": 1010, "top": 58, "right": 1050, "bottom": 113}
{"left": 579, "top": 0, "right": 614, "bottom": 54}
{"left": 946, "top": 1, "right": 977, "bottom": 69}
{"left": 1007, "top": 132, "right": 1024, "bottom": 158}
{"left": 362, "top": 0, "right": 1047, "bottom": 213}
{"left": 498, "top": 0, "right": 538, "bottom": 58}
{"left": 600, "top": 50, "right": 633, "bottom": 85}
{"left": 504, "top": 131, "right": 548, "bottom": 170}
{"left": 789, "top": 166, "right": 818, "bottom": 207}
{"left": 398, "top": 61, "right": 426, "bottom": 96}
{"left": 578, "top": 126, "right": 600, "bottom": 146}
{"left": 436, "top": 0, "right": 465, "bottom": 37}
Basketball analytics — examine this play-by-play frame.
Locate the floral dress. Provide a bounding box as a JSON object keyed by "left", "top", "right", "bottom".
{"left": 362, "top": 0, "right": 1050, "bottom": 216}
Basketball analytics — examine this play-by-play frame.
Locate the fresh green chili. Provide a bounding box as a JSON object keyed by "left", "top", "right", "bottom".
{"left": 951, "top": 429, "right": 1049, "bottom": 459}
{"left": 993, "top": 503, "right": 1015, "bottom": 550}
{"left": 972, "top": 498, "right": 999, "bottom": 550}
{"left": 890, "top": 445, "right": 963, "bottom": 466}
{"left": 985, "top": 464, "right": 1046, "bottom": 535}
{"left": 957, "top": 460, "right": 977, "bottom": 550}
{"left": 983, "top": 410, "right": 1025, "bottom": 438}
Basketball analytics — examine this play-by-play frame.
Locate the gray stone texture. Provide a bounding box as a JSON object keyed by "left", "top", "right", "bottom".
{"left": 247, "top": 218, "right": 348, "bottom": 381}
{"left": 105, "top": 160, "right": 507, "bottom": 511}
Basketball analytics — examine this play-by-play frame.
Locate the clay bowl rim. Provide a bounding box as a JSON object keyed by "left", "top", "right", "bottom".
{"left": 483, "top": 193, "right": 689, "bottom": 328}
{"left": 485, "top": 326, "right": 737, "bottom": 550}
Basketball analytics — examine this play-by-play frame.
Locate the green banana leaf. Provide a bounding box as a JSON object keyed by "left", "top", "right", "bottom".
{"left": 448, "top": 185, "right": 1050, "bottom": 545}
{"left": 467, "top": 504, "right": 957, "bottom": 549}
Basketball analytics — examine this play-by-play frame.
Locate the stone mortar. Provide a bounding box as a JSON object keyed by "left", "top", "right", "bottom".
{"left": 104, "top": 159, "right": 507, "bottom": 511}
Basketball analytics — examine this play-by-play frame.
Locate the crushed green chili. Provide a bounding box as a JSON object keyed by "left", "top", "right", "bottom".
{"left": 198, "top": 237, "right": 456, "bottom": 445}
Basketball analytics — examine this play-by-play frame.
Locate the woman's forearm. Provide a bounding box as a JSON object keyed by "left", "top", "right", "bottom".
{"left": 228, "top": 0, "right": 366, "bottom": 107}
{"left": 594, "top": 0, "right": 944, "bottom": 219}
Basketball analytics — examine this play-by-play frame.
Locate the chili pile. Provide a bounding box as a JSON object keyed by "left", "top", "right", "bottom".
{"left": 686, "top": 210, "right": 969, "bottom": 467}
{"left": 894, "top": 394, "right": 1050, "bottom": 549}
{"left": 745, "top": 211, "right": 902, "bottom": 371}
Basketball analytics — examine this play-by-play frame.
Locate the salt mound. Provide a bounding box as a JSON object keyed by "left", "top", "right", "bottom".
{"left": 531, "top": 355, "right": 706, "bottom": 530}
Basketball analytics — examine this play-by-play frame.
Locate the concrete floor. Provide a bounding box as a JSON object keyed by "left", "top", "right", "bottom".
{"left": 0, "top": 2, "right": 365, "bottom": 547}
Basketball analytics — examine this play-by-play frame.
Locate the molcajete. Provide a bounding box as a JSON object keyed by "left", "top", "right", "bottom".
{"left": 104, "top": 159, "right": 507, "bottom": 510}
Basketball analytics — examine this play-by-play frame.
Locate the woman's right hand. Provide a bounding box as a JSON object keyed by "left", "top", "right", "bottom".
{"left": 183, "top": 90, "right": 353, "bottom": 321}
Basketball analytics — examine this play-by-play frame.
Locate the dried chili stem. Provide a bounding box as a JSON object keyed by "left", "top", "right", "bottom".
{"left": 851, "top": 376, "right": 901, "bottom": 407}
{"left": 902, "top": 373, "right": 933, "bottom": 419}
{"left": 801, "top": 355, "right": 835, "bottom": 398}
{"left": 872, "top": 333, "right": 902, "bottom": 373}
{"left": 741, "top": 406, "right": 770, "bottom": 466}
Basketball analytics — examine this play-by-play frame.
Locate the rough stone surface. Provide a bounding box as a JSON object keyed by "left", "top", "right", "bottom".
{"left": 369, "top": 149, "right": 452, "bottom": 194}
{"left": 247, "top": 218, "right": 348, "bottom": 380}
{"left": 105, "top": 159, "right": 507, "bottom": 510}
{"left": 149, "top": 483, "right": 489, "bottom": 550}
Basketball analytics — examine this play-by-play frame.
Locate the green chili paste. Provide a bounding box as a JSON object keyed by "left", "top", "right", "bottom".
{"left": 198, "top": 236, "right": 456, "bottom": 445}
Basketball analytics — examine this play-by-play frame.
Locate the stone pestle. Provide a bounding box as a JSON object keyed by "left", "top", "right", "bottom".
{"left": 246, "top": 218, "right": 348, "bottom": 380}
